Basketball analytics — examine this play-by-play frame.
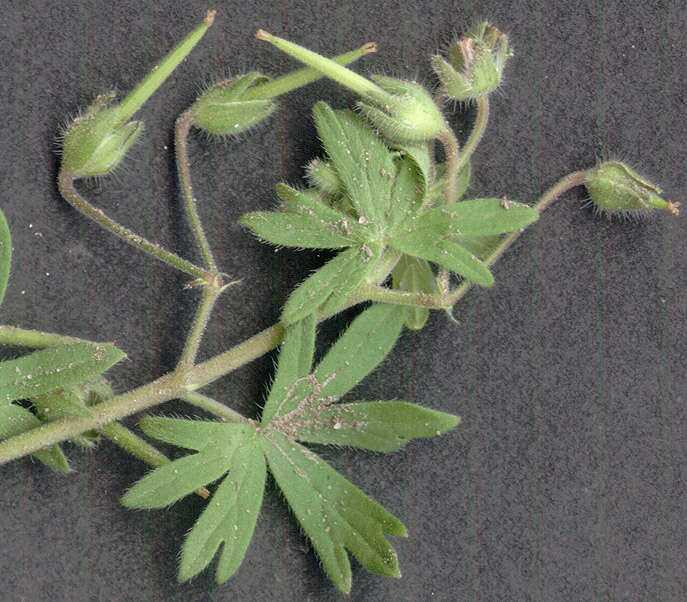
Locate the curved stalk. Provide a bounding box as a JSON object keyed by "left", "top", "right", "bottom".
{"left": 58, "top": 170, "right": 211, "bottom": 282}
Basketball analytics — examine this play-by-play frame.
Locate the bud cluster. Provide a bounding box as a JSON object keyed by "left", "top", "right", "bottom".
{"left": 432, "top": 21, "right": 512, "bottom": 101}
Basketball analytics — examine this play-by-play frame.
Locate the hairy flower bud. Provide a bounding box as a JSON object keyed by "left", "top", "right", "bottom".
{"left": 358, "top": 76, "right": 447, "bottom": 143}
{"left": 432, "top": 21, "right": 512, "bottom": 101}
{"left": 190, "top": 73, "right": 277, "bottom": 136}
{"left": 60, "top": 11, "right": 215, "bottom": 179}
{"left": 585, "top": 161, "right": 679, "bottom": 216}
{"left": 306, "top": 158, "right": 343, "bottom": 196}
{"left": 61, "top": 94, "right": 144, "bottom": 178}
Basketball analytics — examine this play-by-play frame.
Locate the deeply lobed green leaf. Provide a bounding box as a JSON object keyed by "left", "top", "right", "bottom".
{"left": 122, "top": 421, "right": 265, "bottom": 584}
{"left": 261, "top": 432, "right": 406, "bottom": 593}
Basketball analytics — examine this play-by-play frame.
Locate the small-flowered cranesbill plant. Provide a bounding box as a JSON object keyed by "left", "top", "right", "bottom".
{"left": 0, "top": 10, "right": 679, "bottom": 595}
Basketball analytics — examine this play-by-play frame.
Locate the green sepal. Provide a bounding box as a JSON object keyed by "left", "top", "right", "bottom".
{"left": 0, "top": 342, "right": 125, "bottom": 405}
{"left": 388, "top": 229, "right": 494, "bottom": 286}
{"left": 0, "top": 403, "right": 70, "bottom": 471}
{"left": 391, "top": 256, "right": 436, "bottom": 330}
{"left": 261, "top": 314, "right": 316, "bottom": 425}
{"left": 0, "top": 206, "right": 10, "bottom": 307}
{"left": 261, "top": 432, "right": 406, "bottom": 594}
{"left": 61, "top": 104, "right": 144, "bottom": 179}
{"left": 292, "top": 401, "right": 461, "bottom": 452}
{"left": 313, "top": 103, "right": 395, "bottom": 228}
{"left": 190, "top": 72, "right": 277, "bottom": 136}
{"left": 358, "top": 75, "right": 447, "bottom": 144}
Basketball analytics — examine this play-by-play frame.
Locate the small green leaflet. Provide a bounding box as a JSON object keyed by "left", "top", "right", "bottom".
{"left": 122, "top": 420, "right": 265, "bottom": 583}
{"left": 0, "top": 403, "right": 70, "bottom": 471}
{"left": 391, "top": 255, "right": 436, "bottom": 330}
{"left": 0, "top": 206, "right": 10, "bottom": 307}
{"left": 292, "top": 401, "right": 461, "bottom": 452}
{"left": 280, "top": 243, "right": 381, "bottom": 325}
{"left": 261, "top": 431, "right": 406, "bottom": 593}
{"left": 239, "top": 184, "right": 363, "bottom": 249}
{"left": 0, "top": 342, "right": 125, "bottom": 405}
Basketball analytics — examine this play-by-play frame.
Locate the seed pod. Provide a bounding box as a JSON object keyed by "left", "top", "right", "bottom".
{"left": 585, "top": 161, "right": 679, "bottom": 216}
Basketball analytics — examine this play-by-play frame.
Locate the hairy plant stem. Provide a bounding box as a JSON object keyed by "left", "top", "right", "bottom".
{"left": 0, "top": 325, "right": 91, "bottom": 347}
{"left": 175, "top": 110, "right": 219, "bottom": 273}
{"left": 180, "top": 391, "right": 254, "bottom": 423}
{"left": 176, "top": 279, "right": 224, "bottom": 372}
{"left": 57, "top": 170, "right": 211, "bottom": 282}
{"left": 455, "top": 95, "right": 489, "bottom": 176}
{"left": 437, "top": 127, "right": 461, "bottom": 205}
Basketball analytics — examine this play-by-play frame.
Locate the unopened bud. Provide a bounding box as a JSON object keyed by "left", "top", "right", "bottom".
{"left": 60, "top": 11, "right": 215, "bottom": 179}
{"left": 306, "top": 158, "right": 343, "bottom": 196}
{"left": 358, "top": 76, "right": 447, "bottom": 143}
{"left": 61, "top": 96, "right": 144, "bottom": 178}
{"left": 190, "top": 73, "right": 277, "bottom": 136}
{"left": 585, "top": 161, "right": 679, "bottom": 216}
{"left": 432, "top": 21, "right": 512, "bottom": 101}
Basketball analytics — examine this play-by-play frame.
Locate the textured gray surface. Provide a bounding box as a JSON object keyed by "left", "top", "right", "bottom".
{"left": 1, "top": 1, "right": 685, "bottom": 600}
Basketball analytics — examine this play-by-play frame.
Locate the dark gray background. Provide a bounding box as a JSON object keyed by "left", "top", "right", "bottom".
{"left": 1, "top": 1, "right": 685, "bottom": 600}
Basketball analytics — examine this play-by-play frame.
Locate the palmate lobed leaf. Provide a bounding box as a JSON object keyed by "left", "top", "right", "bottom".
{"left": 261, "top": 431, "right": 407, "bottom": 594}
{"left": 122, "top": 421, "right": 265, "bottom": 584}
{"left": 0, "top": 342, "right": 125, "bottom": 405}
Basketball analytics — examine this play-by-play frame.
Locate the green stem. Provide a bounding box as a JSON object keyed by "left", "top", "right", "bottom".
{"left": 454, "top": 95, "right": 489, "bottom": 175}
{"left": 242, "top": 43, "right": 377, "bottom": 100}
{"left": 58, "top": 170, "right": 211, "bottom": 281}
{"left": 0, "top": 325, "right": 92, "bottom": 347}
{"left": 176, "top": 280, "right": 223, "bottom": 372}
{"left": 180, "top": 391, "right": 253, "bottom": 423}
{"left": 437, "top": 128, "right": 460, "bottom": 205}
{"left": 115, "top": 11, "right": 216, "bottom": 128}
{"left": 0, "top": 321, "right": 288, "bottom": 464}
{"left": 174, "top": 109, "right": 219, "bottom": 273}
